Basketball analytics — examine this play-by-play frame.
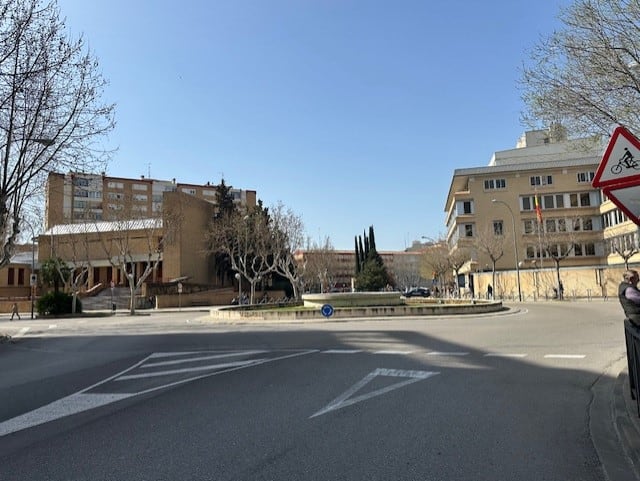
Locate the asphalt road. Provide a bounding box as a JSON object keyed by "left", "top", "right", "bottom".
{"left": 0, "top": 301, "right": 633, "bottom": 480}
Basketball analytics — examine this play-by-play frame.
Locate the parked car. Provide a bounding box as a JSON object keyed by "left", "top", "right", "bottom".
{"left": 403, "top": 287, "right": 431, "bottom": 298}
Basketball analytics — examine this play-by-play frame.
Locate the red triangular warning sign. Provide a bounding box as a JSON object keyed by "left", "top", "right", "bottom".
{"left": 593, "top": 126, "right": 640, "bottom": 188}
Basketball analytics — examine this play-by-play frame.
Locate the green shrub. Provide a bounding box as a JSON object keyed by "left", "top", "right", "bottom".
{"left": 36, "top": 292, "right": 82, "bottom": 316}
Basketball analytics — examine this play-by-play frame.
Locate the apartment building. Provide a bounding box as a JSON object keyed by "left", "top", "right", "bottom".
{"left": 44, "top": 172, "right": 256, "bottom": 229}
{"left": 445, "top": 128, "right": 640, "bottom": 299}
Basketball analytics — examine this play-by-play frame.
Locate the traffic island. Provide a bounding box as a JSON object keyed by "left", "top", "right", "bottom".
{"left": 209, "top": 292, "right": 505, "bottom": 322}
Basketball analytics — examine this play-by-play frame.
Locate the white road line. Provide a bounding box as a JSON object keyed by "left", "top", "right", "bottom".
{"left": 484, "top": 353, "right": 528, "bottom": 358}
{"left": 0, "top": 349, "right": 318, "bottom": 438}
{"left": 0, "top": 393, "right": 133, "bottom": 437}
{"left": 544, "top": 354, "right": 586, "bottom": 359}
{"left": 142, "top": 351, "right": 267, "bottom": 368}
{"left": 311, "top": 368, "right": 439, "bottom": 418}
{"left": 116, "top": 359, "right": 263, "bottom": 380}
{"left": 321, "top": 349, "right": 362, "bottom": 354}
{"left": 48, "top": 324, "right": 57, "bottom": 329}
{"left": 427, "top": 351, "right": 469, "bottom": 356}
{"left": 373, "top": 350, "right": 415, "bottom": 355}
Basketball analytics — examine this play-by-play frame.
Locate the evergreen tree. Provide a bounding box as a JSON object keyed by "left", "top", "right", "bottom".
{"left": 354, "top": 225, "right": 393, "bottom": 291}
{"left": 215, "top": 178, "right": 236, "bottom": 218}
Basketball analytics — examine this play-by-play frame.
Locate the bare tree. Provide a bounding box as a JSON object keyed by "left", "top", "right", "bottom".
{"left": 537, "top": 217, "right": 588, "bottom": 299}
{"left": 420, "top": 240, "right": 449, "bottom": 296}
{"left": 0, "top": 0, "right": 114, "bottom": 267}
{"left": 47, "top": 222, "right": 92, "bottom": 313}
{"left": 97, "top": 214, "right": 164, "bottom": 315}
{"left": 473, "top": 224, "right": 507, "bottom": 294}
{"left": 300, "top": 236, "right": 338, "bottom": 293}
{"left": 520, "top": 0, "right": 640, "bottom": 136}
{"left": 610, "top": 227, "right": 640, "bottom": 269}
{"left": 448, "top": 248, "right": 471, "bottom": 297}
{"left": 206, "top": 206, "right": 273, "bottom": 304}
{"left": 269, "top": 202, "right": 305, "bottom": 301}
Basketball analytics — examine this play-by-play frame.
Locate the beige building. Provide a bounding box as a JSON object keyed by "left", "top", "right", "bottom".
{"left": 445, "top": 128, "right": 640, "bottom": 299}
{"left": 37, "top": 173, "right": 257, "bottom": 292}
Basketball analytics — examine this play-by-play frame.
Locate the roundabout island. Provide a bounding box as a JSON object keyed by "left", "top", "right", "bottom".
{"left": 209, "top": 291, "right": 505, "bottom": 322}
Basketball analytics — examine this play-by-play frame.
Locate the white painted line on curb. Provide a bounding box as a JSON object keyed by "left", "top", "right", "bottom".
{"left": 544, "top": 354, "right": 586, "bottom": 359}
{"left": 484, "top": 353, "right": 528, "bottom": 358}
{"left": 321, "top": 349, "right": 362, "bottom": 354}
{"left": 373, "top": 350, "right": 415, "bottom": 355}
{"left": 427, "top": 351, "right": 469, "bottom": 356}
{"left": 48, "top": 324, "right": 57, "bottom": 329}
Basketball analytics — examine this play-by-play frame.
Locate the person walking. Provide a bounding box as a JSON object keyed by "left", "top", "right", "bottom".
{"left": 10, "top": 302, "right": 20, "bottom": 321}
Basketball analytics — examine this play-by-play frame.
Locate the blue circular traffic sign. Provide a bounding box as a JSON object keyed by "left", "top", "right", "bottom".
{"left": 321, "top": 304, "right": 334, "bottom": 317}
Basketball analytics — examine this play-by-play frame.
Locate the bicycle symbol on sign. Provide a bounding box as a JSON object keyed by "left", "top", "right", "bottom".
{"left": 611, "top": 148, "right": 640, "bottom": 174}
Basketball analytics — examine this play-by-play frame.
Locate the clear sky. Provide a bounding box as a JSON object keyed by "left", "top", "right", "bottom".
{"left": 56, "top": 0, "right": 569, "bottom": 251}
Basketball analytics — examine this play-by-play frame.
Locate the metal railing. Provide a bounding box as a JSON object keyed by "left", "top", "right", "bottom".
{"left": 625, "top": 319, "right": 640, "bottom": 417}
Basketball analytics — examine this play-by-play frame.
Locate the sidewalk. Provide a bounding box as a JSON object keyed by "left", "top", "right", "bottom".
{"left": 615, "top": 366, "right": 640, "bottom": 479}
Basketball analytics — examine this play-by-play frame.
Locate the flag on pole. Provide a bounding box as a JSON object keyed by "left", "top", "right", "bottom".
{"left": 534, "top": 194, "right": 543, "bottom": 223}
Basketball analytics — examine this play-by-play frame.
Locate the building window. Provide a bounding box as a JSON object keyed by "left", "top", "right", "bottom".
{"left": 8, "top": 268, "right": 14, "bottom": 285}
{"left": 17, "top": 268, "right": 24, "bottom": 285}
{"left": 570, "top": 192, "right": 592, "bottom": 207}
{"left": 107, "top": 181, "right": 124, "bottom": 189}
{"left": 545, "top": 219, "right": 556, "bottom": 233}
{"left": 530, "top": 175, "right": 553, "bottom": 186}
{"left": 580, "top": 192, "right": 591, "bottom": 206}
{"left": 73, "top": 177, "right": 89, "bottom": 187}
{"left": 493, "top": 220, "right": 503, "bottom": 235}
{"left": 133, "top": 184, "right": 148, "bottom": 191}
{"left": 181, "top": 188, "right": 196, "bottom": 195}
{"left": 133, "top": 194, "right": 148, "bottom": 201}
{"left": 484, "top": 178, "right": 506, "bottom": 190}
{"left": 543, "top": 195, "right": 555, "bottom": 209}
{"left": 463, "top": 201, "right": 473, "bottom": 214}
{"left": 524, "top": 219, "right": 535, "bottom": 234}
{"left": 464, "top": 224, "right": 474, "bottom": 237}
{"left": 577, "top": 171, "right": 595, "bottom": 183}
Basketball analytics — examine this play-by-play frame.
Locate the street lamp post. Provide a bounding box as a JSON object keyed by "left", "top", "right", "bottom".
{"left": 30, "top": 235, "right": 36, "bottom": 319}
{"left": 492, "top": 199, "right": 522, "bottom": 302}
{"left": 235, "top": 272, "right": 242, "bottom": 304}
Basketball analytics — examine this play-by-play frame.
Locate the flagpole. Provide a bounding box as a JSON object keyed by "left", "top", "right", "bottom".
{"left": 535, "top": 190, "right": 544, "bottom": 271}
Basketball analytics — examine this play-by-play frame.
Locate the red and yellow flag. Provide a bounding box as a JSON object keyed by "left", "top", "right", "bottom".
{"left": 534, "top": 195, "right": 543, "bottom": 223}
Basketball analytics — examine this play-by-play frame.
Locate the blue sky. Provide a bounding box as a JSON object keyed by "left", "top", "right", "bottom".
{"left": 56, "top": 0, "right": 569, "bottom": 251}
